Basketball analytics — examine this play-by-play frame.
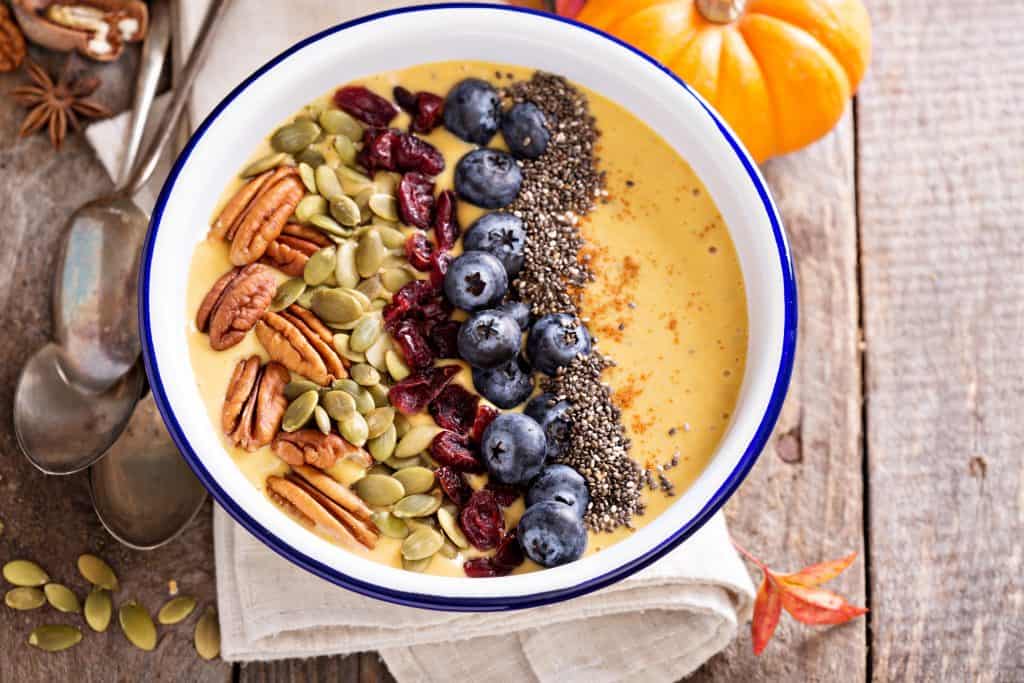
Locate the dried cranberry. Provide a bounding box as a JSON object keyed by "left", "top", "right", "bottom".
{"left": 418, "top": 297, "right": 452, "bottom": 322}
{"left": 463, "top": 557, "right": 501, "bottom": 578}
{"left": 393, "top": 85, "right": 418, "bottom": 112}
{"left": 388, "top": 365, "right": 460, "bottom": 415}
{"left": 430, "top": 431, "right": 485, "bottom": 473}
{"left": 429, "top": 251, "right": 452, "bottom": 290}
{"left": 459, "top": 489, "right": 504, "bottom": 550}
{"left": 358, "top": 128, "right": 399, "bottom": 173}
{"left": 398, "top": 173, "right": 436, "bottom": 229}
{"left": 413, "top": 92, "right": 445, "bottom": 133}
{"left": 404, "top": 231, "right": 435, "bottom": 270}
{"left": 436, "top": 466, "right": 471, "bottom": 506}
{"left": 486, "top": 482, "right": 521, "bottom": 507}
{"left": 395, "top": 134, "right": 445, "bottom": 176}
{"left": 492, "top": 529, "right": 525, "bottom": 571}
{"left": 432, "top": 191, "right": 460, "bottom": 252}
{"left": 429, "top": 384, "right": 480, "bottom": 434}
{"left": 428, "top": 319, "right": 461, "bottom": 359}
{"left": 334, "top": 86, "right": 399, "bottom": 128}
{"left": 391, "top": 318, "right": 434, "bottom": 370}
{"left": 469, "top": 404, "right": 500, "bottom": 444}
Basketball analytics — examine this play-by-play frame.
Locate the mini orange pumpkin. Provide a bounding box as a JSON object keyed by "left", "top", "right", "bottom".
{"left": 576, "top": 0, "right": 871, "bottom": 162}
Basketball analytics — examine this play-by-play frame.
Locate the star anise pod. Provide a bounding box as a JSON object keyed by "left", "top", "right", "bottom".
{"left": 9, "top": 58, "right": 111, "bottom": 150}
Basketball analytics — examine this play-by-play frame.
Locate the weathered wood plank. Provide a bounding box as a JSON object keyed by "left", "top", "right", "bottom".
{"left": 691, "top": 114, "right": 866, "bottom": 681}
{"left": 238, "top": 654, "right": 360, "bottom": 682}
{"left": 857, "top": 1, "right": 1024, "bottom": 680}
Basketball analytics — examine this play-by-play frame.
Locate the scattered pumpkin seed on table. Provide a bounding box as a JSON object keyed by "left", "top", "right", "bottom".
{"left": 3, "top": 559, "right": 49, "bottom": 587}
{"left": 29, "top": 624, "right": 82, "bottom": 652}
{"left": 84, "top": 588, "right": 112, "bottom": 632}
{"left": 44, "top": 583, "right": 81, "bottom": 613}
{"left": 119, "top": 601, "right": 157, "bottom": 651}
{"left": 195, "top": 607, "right": 221, "bottom": 660}
{"left": 158, "top": 595, "right": 197, "bottom": 625}
{"left": 355, "top": 474, "right": 405, "bottom": 506}
{"left": 5, "top": 586, "right": 45, "bottom": 610}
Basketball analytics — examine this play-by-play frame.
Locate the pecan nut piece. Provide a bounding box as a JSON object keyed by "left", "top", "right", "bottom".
{"left": 212, "top": 166, "right": 303, "bottom": 266}
{"left": 12, "top": 0, "right": 147, "bottom": 63}
{"left": 196, "top": 264, "right": 276, "bottom": 350}
{"left": 271, "top": 429, "right": 372, "bottom": 470}
{"left": 266, "top": 475, "right": 377, "bottom": 550}
{"left": 254, "top": 305, "right": 346, "bottom": 385}
{"left": 0, "top": 5, "right": 27, "bottom": 72}
{"left": 261, "top": 224, "right": 331, "bottom": 277}
{"left": 222, "top": 356, "right": 290, "bottom": 451}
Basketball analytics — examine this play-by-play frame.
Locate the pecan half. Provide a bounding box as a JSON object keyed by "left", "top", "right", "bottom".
{"left": 261, "top": 224, "right": 331, "bottom": 277}
{"left": 196, "top": 264, "right": 276, "bottom": 350}
{"left": 222, "top": 356, "right": 289, "bottom": 451}
{"left": 271, "top": 429, "right": 372, "bottom": 470}
{"left": 12, "top": 0, "right": 147, "bottom": 62}
{"left": 212, "top": 166, "right": 303, "bottom": 267}
{"left": 267, "top": 475, "right": 377, "bottom": 550}
{"left": 254, "top": 305, "right": 346, "bottom": 385}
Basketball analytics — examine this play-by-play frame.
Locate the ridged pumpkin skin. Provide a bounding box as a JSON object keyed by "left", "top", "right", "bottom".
{"left": 576, "top": 0, "right": 871, "bottom": 162}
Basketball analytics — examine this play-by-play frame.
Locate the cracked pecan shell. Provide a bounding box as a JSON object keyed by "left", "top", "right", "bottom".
{"left": 196, "top": 264, "right": 276, "bottom": 350}
{"left": 254, "top": 305, "right": 345, "bottom": 385}
{"left": 222, "top": 356, "right": 290, "bottom": 451}
{"left": 212, "top": 166, "right": 303, "bottom": 267}
{"left": 271, "top": 429, "right": 371, "bottom": 470}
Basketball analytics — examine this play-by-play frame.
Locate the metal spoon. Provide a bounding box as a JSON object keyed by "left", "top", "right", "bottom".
{"left": 13, "top": 0, "right": 232, "bottom": 474}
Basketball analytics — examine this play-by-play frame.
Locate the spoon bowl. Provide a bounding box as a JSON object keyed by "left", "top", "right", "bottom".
{"left": 13, "top": 343, "right": 146, "bottom": 475}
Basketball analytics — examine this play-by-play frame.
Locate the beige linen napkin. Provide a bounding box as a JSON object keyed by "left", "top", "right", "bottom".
{"left": 87, "top": 1, "right": 755, "bottom": 680}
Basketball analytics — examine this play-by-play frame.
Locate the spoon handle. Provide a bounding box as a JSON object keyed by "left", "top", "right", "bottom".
{"left": 117, "top": 0, "right": 171, "bottom": 188}
{"left": 122, "top": 0, "right": 233, "bottom": 196}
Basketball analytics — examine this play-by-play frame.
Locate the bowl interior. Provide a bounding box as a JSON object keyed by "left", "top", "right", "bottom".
{"left": 142, "top": 5, "right": 793, "bottom": 609}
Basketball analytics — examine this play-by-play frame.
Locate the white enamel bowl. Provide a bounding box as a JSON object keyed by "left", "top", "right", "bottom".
{"left": 140, "top": 4, "right": 796, "bottom": 611}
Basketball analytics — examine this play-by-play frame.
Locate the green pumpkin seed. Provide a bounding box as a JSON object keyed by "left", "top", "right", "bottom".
{"left": 420, "top": 450, "right": 441, "bottom": 469}
{"left": 372, "top": 171, "right": 400, "bottom": 196}
{"left": 404, "top": 516, "right": 438, "bottom": 533}
{"left": 354, "top": 187, "right": 375, "bottom": 223}
{"left": 29, "top": 624, "right": 82, "bottom": 652}
{"left": 241, "top": 152, "right": 292, "bottom": 177}
{"left": 337, "top": 165, "right": 373, "bottom": 195}
{"left": 356, "top": 274, "right": 385, "bottom": 301}
{"left": 402, "top": 555, "right": 433, "bottom": 572}
{"left": 377, "top": 225, "right": 407, "bottom": 249}
{"left": 296, "top": 147, "right": 326, "bottom": 168}
{"left": 355, "top": 474, "right": 406, "bottom": 506}
{"left": 368, "top": 424, "right": 398, "bottom": 462}
{"left": 367, "top": 382, "right": 390, "bottom": 407}
{"left": 351, "top": 363, "right": 381, "bottom": 387}
{"left": 437, "top": 506, "right": 470, "bottom": 549}
{"left": 297, "top": 161, "right": 318, "bottom": 193}
{"left": 328, "top": 196, "right": 360, "bottom": 227}
{"left": 393, "top": 413, "right": 412, "bottom": 439}
{"left": 314, "top": 405, "right": 331, "bottom": 435}
{"left": 283, "top": 390, "right": 318, "bottom": 432}
{"left": 371, "top": 511, "right": 409, "bottom": 539}
{"left": 384, "top": 350, "right": 412, "bottom": 381}
{"left": 271, "top": 278, "right": 307, "bottom": 312}
{"left": 365, "top": 407, "right": 396, "bottom": 439}
{"left": 333, "top": 134, "right": 357, "bottom": 166}
{"left": 157, "top": 596, "right": 197, "bottom": 625}
{"left": 333, "top": 378, "right": 360, "bottom": 394}
{"left": 310, "top": 213, "right": 352, "bottom": 237}
{"left": 355, "top": 388, "right": 376, "bottom": 414}
{"left": 295, "top": 285, "right": 318, "bottom": 309}
{"left": 368, "top": 194, "right": 399, "bottom": 222}
{"left": 343, "top": 287, "right": 373, "bottom": 310}
{"left": 321, "top": 390, "right": 357, "bottom": 420}
{"left": 313, "top": 289, "right": 364, "bottom": 324}
{"left": 349, "top": 315, "right": 382, "bottom": 353}
{"left": 393, "top": 493, "right": 442, "bottom": 518}
{"left": 314, "top": 164, "right": 344, "bottom": 202}
{"left": 338, "top": 410, "right": 369, "bottom": 447}
{"left": 303, "top": 246, "right": 337, "bottom": 286}
{"left": 439, "top": 539, "right": 459, "bottom": 559}
{"left": 319, "top": 108, "right": 363, "bottom": 139}
{"left": 3, "top": 559, "right": 49, "bottom": 587}
{"left": 271, "top": 119, "right": 321, "bottom": 154}
{"left": 295, "top": 194, "right": 328, "bottom": 224}
{"left": 392, "top": 467, "right": 436, "bottom": 496}
{"left": 44, "top": 584, "right": 80, "bottom": 614}
{"left": 380, "top": 267, "right": 415, "bottom": 292}
{"left": 365, "top": 335, "right": 390, "bottom": 373}
{"left": 332, "top": 333, "right": 366, "bottom": 363}
{"left": 84, "top": 589, "right": 112, "bottom": 632}
{"left": 284, "top": 379, "right": 320, "bottom": 400}
{"left": 195, "top": 607, "right": 220, "bottom": 660}
{"left": 5, "top": 586, "right": 45, "bottom": 610}
{"left": 401, "top": 527, "right": 444, "bottom": 560}
{"left": 383, "top": 454, "right": 421, "bottom": 470}
{"left": 334, "top": 240, "right": 359, "bottom": 288}
{"left": 395, "top": 425, "right": 442, "bottom": 459}
{"left": 119, "top": 601, "right": 157, "bottom": 651}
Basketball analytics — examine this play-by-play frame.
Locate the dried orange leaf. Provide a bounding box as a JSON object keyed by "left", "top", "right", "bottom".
{"left": 779, "top": 552, "right": 858, "bottom": 588}
{"left": 752, "top": 575, "right": 783, "bottom": 655}
{"left": 778, "top": 582, "right": 869, "bottom": 625}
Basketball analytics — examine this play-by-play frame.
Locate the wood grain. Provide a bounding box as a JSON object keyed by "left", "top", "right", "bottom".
{"left": 691, "top": 114, "right": 867, "bottom": 681}
{"left": 857, "top": 0, "right": 1024, "bottom": 680}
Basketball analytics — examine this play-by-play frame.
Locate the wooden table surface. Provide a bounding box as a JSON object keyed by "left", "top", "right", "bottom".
{"left": 1, "top": 0, "right": 1020, "bottom": 680}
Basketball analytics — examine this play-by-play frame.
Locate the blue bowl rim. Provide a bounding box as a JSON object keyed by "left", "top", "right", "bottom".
{"left": 139, "top": 2, "right": 797, "bottom": 612}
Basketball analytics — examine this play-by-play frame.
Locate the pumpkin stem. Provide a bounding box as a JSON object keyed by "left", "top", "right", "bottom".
{"left": 696, "top": 0, "right": 747, "bottom": 24}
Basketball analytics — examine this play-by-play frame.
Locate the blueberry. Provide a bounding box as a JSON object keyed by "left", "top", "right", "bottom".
{"left": 457, "top": 309, "right": 522, "bottom": 369}
{"left": 444, "top": 251, "right": 508, "bottom": 312}
{"left": 518, "top": 501, "right": 587, "bottom": 567}
{"left": 527, "top": 465, "right": 590, "bottom": 518}
{"left": 526, "top": 314, "right": 593, "bottom": 375}
{"left": 463, "top": 212, "right": 527, "bottom": 277}
{"left": 524, "top": 393, "right": 572, "bottom": 460}
{"left": 481, "top": 413, "right": 547, "bottom": 486}
{"left": 455, "top": 149, "right": 523, "bottom": 209}
{"left": 501, "top": 102, "right": 551, "bottom": 159}
{"left": 444, "top": 78, "right": 502, "bottom": 145}
{"left": 472, "top": 356, "right": 535, "bottom": 409}
{"left": 499, "top": 300, "right": 531, "bottom": 331}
